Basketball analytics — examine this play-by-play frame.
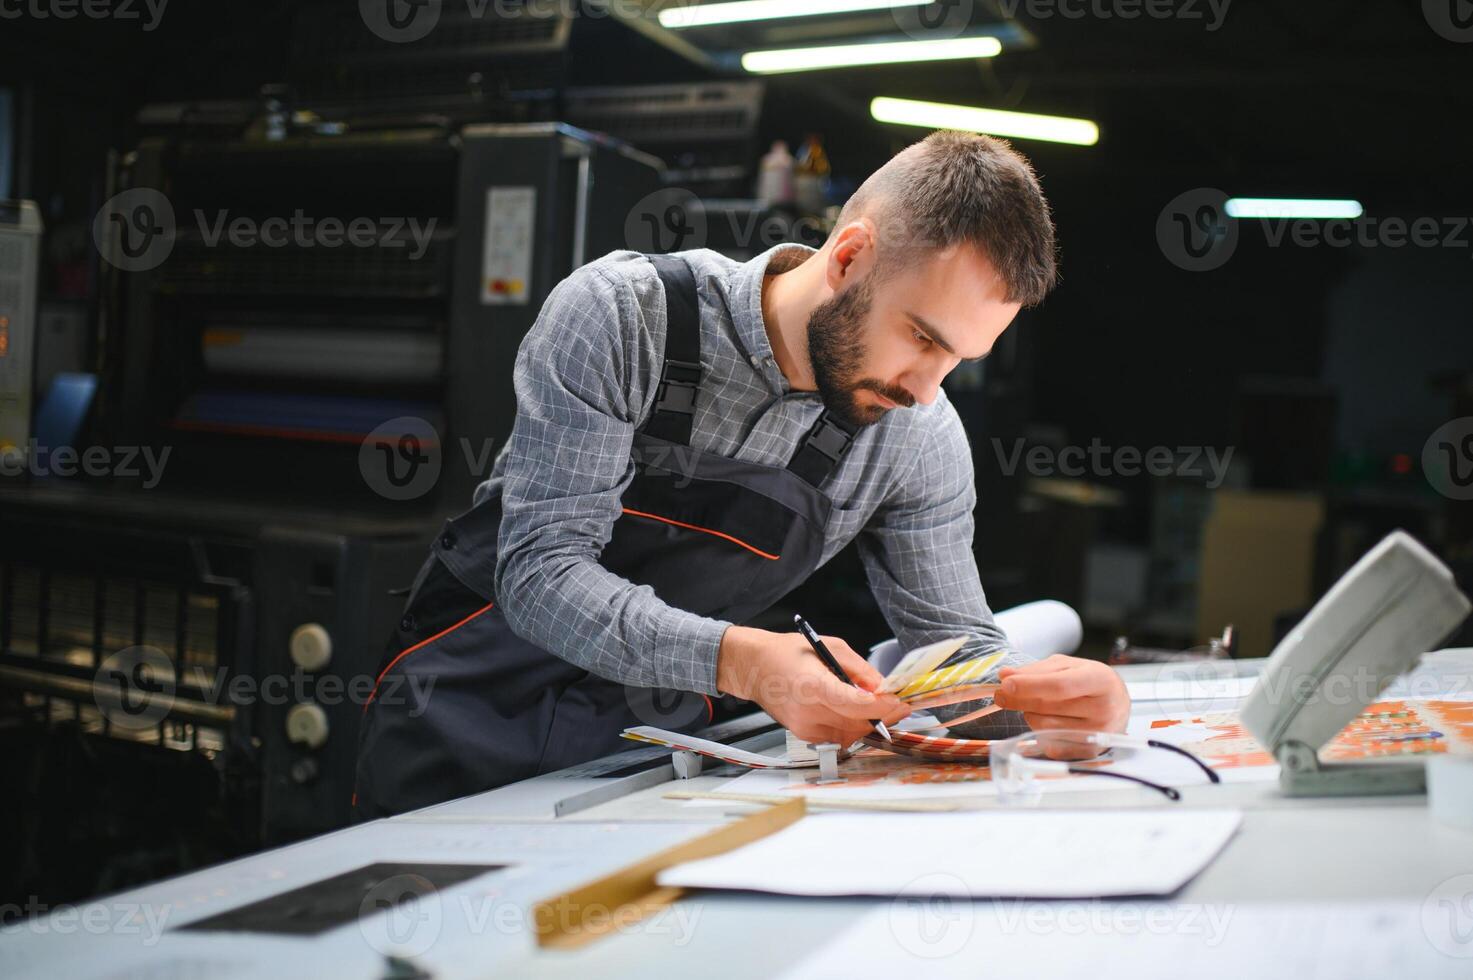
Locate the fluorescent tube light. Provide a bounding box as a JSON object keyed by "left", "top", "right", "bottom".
{"left": 870, "top": 96, "right": 1100, "bottom": 146}
{"left": 660, "top": 0, "right": 930, "bottom": 30}
{"left": 1225, "top": 198, "right": 1364, "bottom": 220}
{"left": 743, "top": 36, "right": 1002, "bottom": 74}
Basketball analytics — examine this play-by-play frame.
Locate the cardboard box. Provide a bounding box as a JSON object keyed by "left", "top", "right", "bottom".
{"left": 1197, "top": 490, "right": 1325, "bottom": 658}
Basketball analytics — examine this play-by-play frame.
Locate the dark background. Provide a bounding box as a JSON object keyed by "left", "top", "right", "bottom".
{"left": 6, "top": 3, "right": 1471, "bottom": 441}
{"left": 6, "top": 2, "right": 1469, "bottom": 541}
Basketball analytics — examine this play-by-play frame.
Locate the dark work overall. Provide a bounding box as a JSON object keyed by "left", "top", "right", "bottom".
{"left": 353, "top": 255, "right": 860, "bottom": 818}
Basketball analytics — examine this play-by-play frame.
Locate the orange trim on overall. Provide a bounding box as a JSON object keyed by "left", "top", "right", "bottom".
{"left": 620, "top": 508, "right": 781, "bottom": 561}
{"left": 364, "top": 601, "right": 496, "bottom": 711}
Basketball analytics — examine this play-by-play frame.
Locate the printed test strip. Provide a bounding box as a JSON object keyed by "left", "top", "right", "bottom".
{"left": 894, "top": 652, "right": 1007, "bottom": 701}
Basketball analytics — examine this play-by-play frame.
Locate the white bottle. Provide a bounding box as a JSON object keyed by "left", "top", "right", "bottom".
{"left": 756, "top": 140, "right": 796, "bottom": 207}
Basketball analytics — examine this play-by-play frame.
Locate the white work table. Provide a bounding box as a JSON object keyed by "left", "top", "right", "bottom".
{"left": 4, "top": 657, "right": 1473, "bottom": 979}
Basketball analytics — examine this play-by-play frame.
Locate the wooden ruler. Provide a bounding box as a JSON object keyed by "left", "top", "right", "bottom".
{"left": 532, "top": 796, "right": 805, "bottom": 950}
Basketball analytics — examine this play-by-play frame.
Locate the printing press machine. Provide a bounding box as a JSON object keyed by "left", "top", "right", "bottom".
{"left": 0, "top": 118, "right": 663, "bottom": 902}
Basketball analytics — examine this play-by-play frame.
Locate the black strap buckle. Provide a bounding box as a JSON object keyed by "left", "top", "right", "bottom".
{"left": 804, "top": 411, "right": 858, "bottom": 462}
{"left": 787, "top": 410, "right": 859, "bottom": 487}
{"left": 653, "top": 358, "right": 702, "bottom": 416}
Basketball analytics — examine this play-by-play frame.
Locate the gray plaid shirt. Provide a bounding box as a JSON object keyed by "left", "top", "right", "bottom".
{"left": 474, "top": 245, "right": 1032, "bottom": 737}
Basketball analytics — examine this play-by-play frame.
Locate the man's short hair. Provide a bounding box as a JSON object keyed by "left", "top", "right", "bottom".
{"left": 835, "top": 130, "right": 1059, "bottom": 307}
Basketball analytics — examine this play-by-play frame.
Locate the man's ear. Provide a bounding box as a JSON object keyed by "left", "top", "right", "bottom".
{"left": 825, "top": 218, "right": 878, "bottom": 292}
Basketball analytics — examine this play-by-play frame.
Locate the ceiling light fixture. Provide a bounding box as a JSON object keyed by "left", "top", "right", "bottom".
{"left": 870, "top": 96, "right": 1100, "bottom": 146}
{"left": 660, "top": 0, "right": 931, "bottom": 30}
{"left": 1225, "top": 199, "right": 1365, "bottom": 220}
{"left": 743, "top": 36, "right": 1002, "bottom": 74}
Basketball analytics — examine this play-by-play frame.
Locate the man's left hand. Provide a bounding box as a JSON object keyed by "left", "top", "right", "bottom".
{"left": 992, "top": 655, "right": 1130, "bottom": 733}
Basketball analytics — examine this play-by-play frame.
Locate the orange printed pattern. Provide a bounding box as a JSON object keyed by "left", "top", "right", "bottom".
{"left": 1426, "top": 700, "right": 1473, "bottom": 744}
{"left": 898, "top": 763, "right": 993, "bottom": 784}
{"left": 1321, "top": 700, "right": 1447, "bottom": 762}
{"left": 769, "top": 750, "right": 992, "bottom": 793}
{"left": 1163, "top": 699, "right": 1472, "bottom": 769}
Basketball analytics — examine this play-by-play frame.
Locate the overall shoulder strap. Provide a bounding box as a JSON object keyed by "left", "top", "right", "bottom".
{"left": 644, "top": 252, "right": 857, "bottom": 487}
{"left": 643, "top": 253, "right": 703, "bottom": 446}
{"left": 787, "top": 409, "right": 861, "bottom": 488}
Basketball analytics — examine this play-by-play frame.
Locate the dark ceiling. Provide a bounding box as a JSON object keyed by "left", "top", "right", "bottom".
{"left": 587, "top": 1, "right": 1471, "bottom": 202}
{"left": 4, "top": 2, "right": 1467, "bottom": 199}
{"left": 1, "top": 1, "right": 1467, "bottom": 533}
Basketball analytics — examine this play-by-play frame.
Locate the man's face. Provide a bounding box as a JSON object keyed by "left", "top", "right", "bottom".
{"left": 808, "top": 243, "right": 1023, "bottom": 427}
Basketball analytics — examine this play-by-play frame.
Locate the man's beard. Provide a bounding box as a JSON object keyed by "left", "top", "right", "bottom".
{"left": 807, "top": 279, "right": 915, "bottom": 428}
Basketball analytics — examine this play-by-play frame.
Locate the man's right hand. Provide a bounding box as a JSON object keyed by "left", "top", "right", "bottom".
{"left": 715, "top": 625, "right": 911, "bottom": 745}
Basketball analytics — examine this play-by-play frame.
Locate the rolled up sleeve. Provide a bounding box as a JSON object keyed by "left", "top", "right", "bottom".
{"left": 491, "top": 262, "right": 728, "bottom": 694}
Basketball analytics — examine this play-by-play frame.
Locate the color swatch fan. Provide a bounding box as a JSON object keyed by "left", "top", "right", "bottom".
{"left": 619, "top": 637, "right": 1009, "bottom": 769}
{"left": 881, "top": 638, "right": 1006, "bottom": 710}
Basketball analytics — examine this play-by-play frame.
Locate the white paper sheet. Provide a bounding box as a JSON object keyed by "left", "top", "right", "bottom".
{"left": 1125, "top": 674, "right": 1259, "bottom": 702}
{"left": 692, "top": 731, "right": 1232, "bottom": 807}
{"left": 688, "top": 759, "right": 997, "bottom": 808}
{"left": 623, "top": 726, "right": 813, "bottom": 768}
{"left": 778, "top": 900, "right": 1469, "bottom": 979}
{"left": 658, "top": 809, "right": 1242, "bottom": 898}
{"left": 1124, "top": 711, "right": 1282, "bottom": 783}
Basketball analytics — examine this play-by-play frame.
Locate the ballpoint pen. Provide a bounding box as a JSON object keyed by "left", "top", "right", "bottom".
{"left": 793, "top": 614, "right": 892, "bottom": 742}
